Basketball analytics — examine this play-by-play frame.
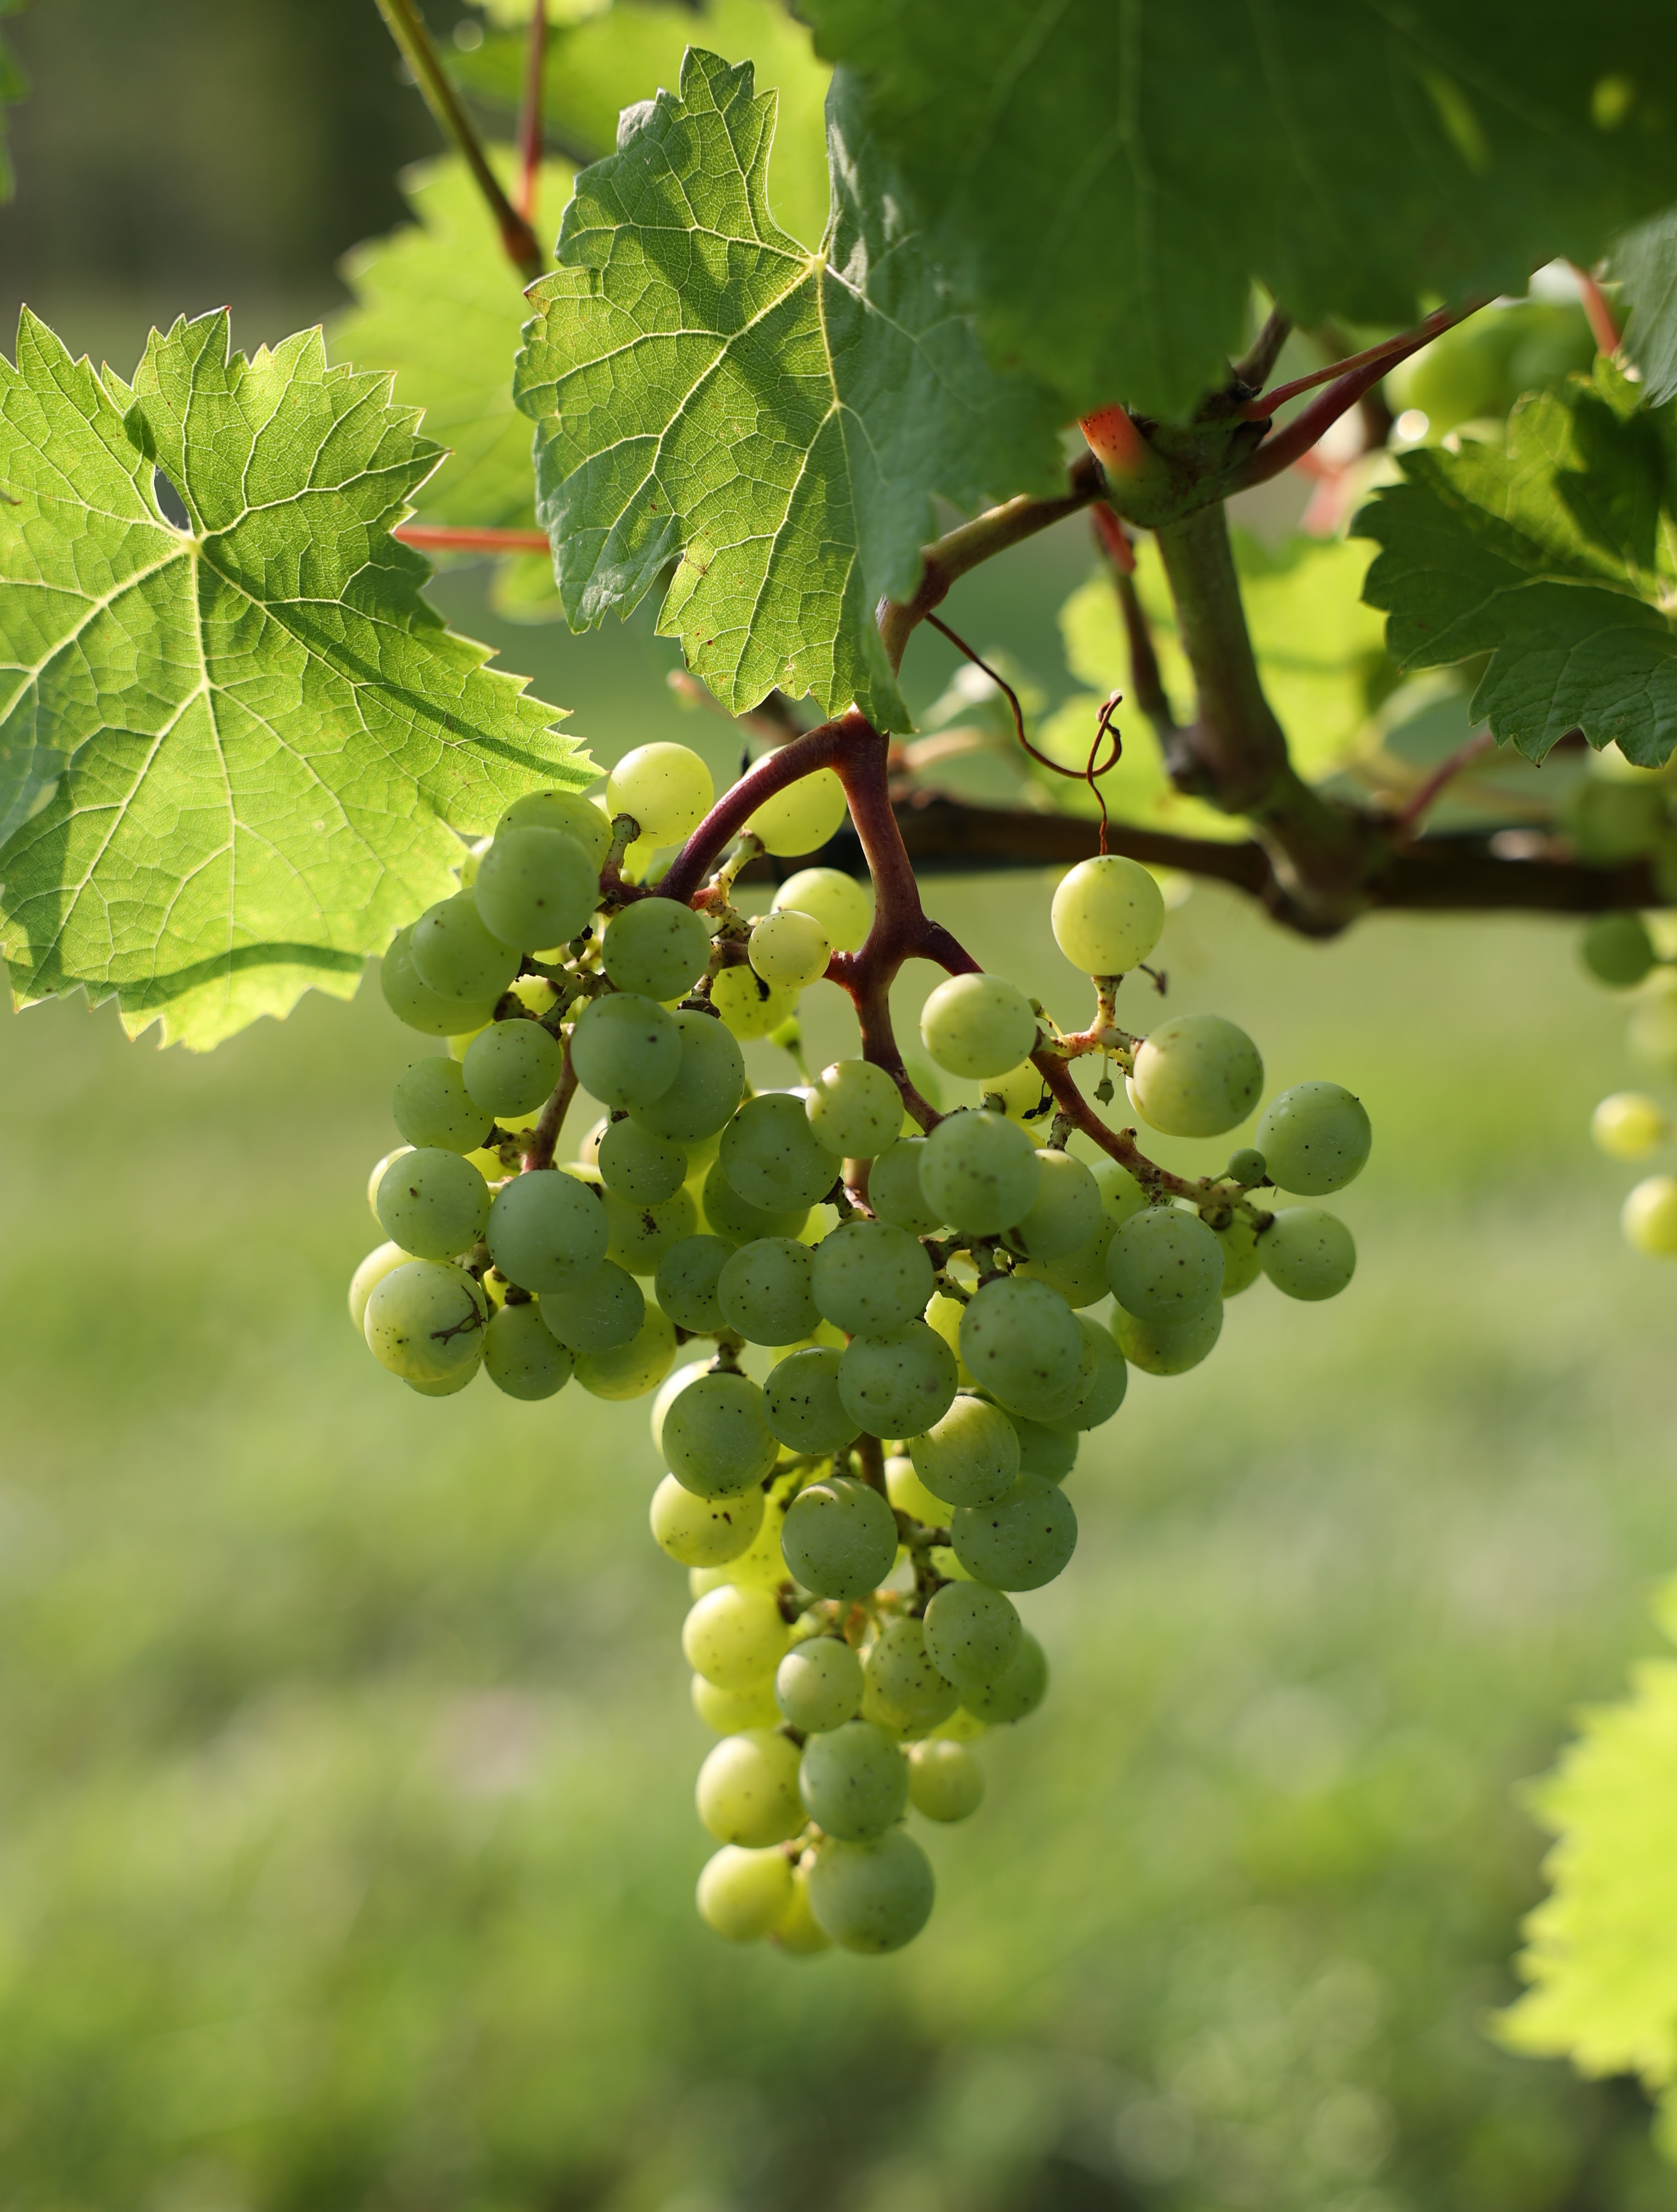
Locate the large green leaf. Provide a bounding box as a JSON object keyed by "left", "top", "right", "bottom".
{"left": 800, "top": 0, "right": 1677, "bottom": 423}
{"left": 1356, "top": 361, "right": 1677, "bottom": 766}
{"left": 0, "top": 311, "right": 588, "bottom": 1050}
{"left": 1611, "top": 205, "right": 1677, "bottom": 408}
{"left": 514, "top": 46, "right": 1064, "bottom": 733}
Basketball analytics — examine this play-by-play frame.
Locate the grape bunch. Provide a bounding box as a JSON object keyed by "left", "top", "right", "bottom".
{"left": 348, "top": 738, "right": 1371, "bottom": 1955}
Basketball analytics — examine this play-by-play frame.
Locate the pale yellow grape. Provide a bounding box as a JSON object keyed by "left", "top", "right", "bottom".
{"left": 1051, "top": 854, "right": 1165, "bottom": 974}
{"left": 607, "top": 742, "right": 714, "bottom": 844}
{"left": 367, "top": 1146, "right": 413, "bottom": 1216}
{"left": 711, "top": 963, "right": 796, "bottom": 1039}
{"left": 749, "top": 909, "right": 832, "bottom": 990}
{"left": 650, "top": 1475, "right": 764, "bottom": 1567}
{"left": 923, "top": 1291, "right": 975, "bottom": 1386}
{"left": 987, "top": 1060, "right": 1050, "bottom": 1122}
{"left": 919, "top": 972, "right": 1040, "bottom": 1080}
{"left": 687, "top": 1494, "right": 792, "bottom": 1596}
{"left": 746, "top": 765, "right": 848, "bottom": 855}
{"left": 696, "top": 1729, "right": 806, "bottom": 1848}
{"left": 696, "top": 1845, "right": 793, "bottom": 1942}
{"left": 1129, "top": 1013, "right": 1263, "bottom": 1139}
{"left": 348, "top": 1241, "right": 410, "bottom": 1333}
{"left": 774, "top": 866, "right": 872, "bottom": 951}
{"left": 907, "top": 1738, "right": 984, "bottom": 1822}
{"left": 683, "top": 1583, "right": 790, "bottom": 1690}
{"left": 885, "top": 1452, "right": 949, "bottom": 1525}
{"left": 574, "top": 1303, "right": 677, "bottom": 1398}
{"left": 770, "top": 1859, "right": 832, "bottom": 1954}
{"left": 806, "top": 1059, "right": 902, "bottom": 1157}
{"left": 1622, "top": 1174, "right": 1677, "bottom": 1255}
{"left": 1593, "top": 1092, "right": 1668, "bottom": 1160}
{"left": 691, "top": 1674, "right": 781, "bottom": 1733}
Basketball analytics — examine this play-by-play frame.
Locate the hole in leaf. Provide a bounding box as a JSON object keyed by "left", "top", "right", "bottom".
{"left": 153, "top": 469, "right": 190, "bottom": 531}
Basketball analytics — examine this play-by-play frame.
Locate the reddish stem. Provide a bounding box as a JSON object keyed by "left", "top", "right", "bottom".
{"left": 397, "top": 523, "right": 552, "bottom": 554}
{"left": 659, "top": 717, "right": 860, "bottom": 905}
{"left": 517, "top": 0, "right": 548, "bottom": 228}
{"left": 525, "top": 1035, "right": 577, "bottom": 1171}
{"left": 1235, "top": 299, "right": 1484, "bottom": 420}
{"left": 1392, "top": 728, "right": 1496, "bottom": 838}
{"left": 1572, "top": 264, "right": 1621, "bottom": 354}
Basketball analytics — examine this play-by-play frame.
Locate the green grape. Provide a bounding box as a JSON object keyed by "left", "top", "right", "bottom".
{"left": 747, "top": 764, "right": 849, "bottom": 855}
{"left": 607, "top": 742, "right": 714, "bottom": 845}
{"left": 376, "top": 1147, "right": 491, "bottom": 1261}
{"left": 951, "top": 1472, "right": 1077, "bottom": 1590}
{"left": 601, "top": 896, "right": 712, "bottom": 1000}
{"left": 806, "top": 1059, "right": 902, "bottom": 1159}
{"left": 496, "top": 787, "right": 612, "bottom": 867}
{"left": 710, "top": 964, "right": 796, "bottom": 1039}
{"left": 749, "top": 909, "right": 832, "bottom": 990}
{"left": 700, "top": 1157, "right": 810, "bottom": 1246}
{"left": 485, "top": 1167, "right": 608, "bottom": 1292}
{"left": 918, "top": 1109, "right": 1041, "bottom": 1235}
{"left": 689, "top": 1489, "right": 792, "bottom": 1596}
{"left": 367, "top": 1146, "right": 412, "bottom": 1216}
{"left": 1629, "top": 985, "right": 1677, "bottom": 1073}
{"left": 1060, "top": 1316, "right": 1128, "bottom": 1430}
{"left": 718, "top": 1237, "right": 820, "bottom": 1345}
{"left": 1106, "top": 1205, "right": 1224, "bottom": 1318}
{"left": 410, "top": 889, "right": 520, "bottom": 1004}
{"left": 1112, "top": 1298, "right": 1223, "bottom": 1375}
{"left": 391, "top": 1057, "right": 493, "bottom": 1154}
{"left": 348, "top": 1240, "right": 410, "bottom": 1334}
{"left": 930, "top": 1705, "right": 987, "bottom": 1742}
{"left": 692, "top": 1673, "right": 781, "bottom": 1734}
{"left": 655, "top": 1235, "right": 734, "bottom": 1333}
{"left": 652, "top": 1357, "right": 713, "bottom": 1456}
{"left": 628, "top": 1010, "right": 745, "bottom": 1141}
{"left": 683, "top": 1582, "right": 790, "bottom": 1691}
{"left": 960, "top": 1629, "right": 1048, "bottom": 1725}
{"left": 696, "top": 1843, "right": 793, "bottom": 1943}
{"left": 483, "top": 1299, "right": 574, "bottom": 1399}
{"left": 908, "top": 1394, "right": 1021, "bottom": 1507}
{"left": 1050, "top": 854, "right": 1166, "bottom": 975}
{"left": 1624, "top": 1174, "right": 1677, "bottom": 1253}
{"left": 597, "top": 1116, "right": 688, "bottom": 1205}
{"left": 810, "top": 1218, "right": 934, "bottom": 1336}
{"left": 799, "top": 1718, "right": 908, "bottom": 1838}
{"left": 1008, "top": 1415, "right": 1077, "bottom": 1482}
{"left": 473, "top": 826, "right": 598, "bottom": 952}
{"left": 651, "top": 1473, "right": 764, "bottom": 1568}
{"left": 404, "top": 1367, "right": 479, "bottom": 1398}
{"left": 665, "top": 1371, "right": 780, "bottom": 1498}
{"left": 381, "top": 924, "right": 500, "bottom": 1037}
{"left": 1593, "top": 1092, "right": 1668, "bottom": 1160}
{"left": 695, "top": 1728, "right": 805, "bottom": 1848}
{"left": 538, "top": 1258, "right": 644, "bottom": 1352}
{"left": 720, "top": 1093, "right": 842, "bottom": 1213}
{"left": 958, "top": 1276, "right": 1084, "bottom": 1420}
{"left": 923, "top": 1581, "right": 1021, "bottom": 1688}
{"left": 600, "top": 1180, "right": 699, "bottom": 1275}
{"left": 1257, "top": 1208, "right": 1356, "bottom": 1300}
{"left": 1256, "top": 1081, "right": 1372, "bottom": 1196}
{"left": 773, "top": 866, "right": 873, "bottom": 951}
{"left": 907, "top": 1738, "right": 984, "bottom": 1822}
{"left": 1004, "top": 1148, "right": 1101, "bottom": 1261}
{"left": 1129, "top": 1013, "right": 1263, "bottom": 1139}
{"left": 461, "top": 1019, "right": 565, "bottom": 1117}
{"left": 1018, "top": 1216, "right": 1115, "bottom": 1306}
{"left": 986, "top": 1060, "right": 1051, "bottom": 1122}
{"left": 1226, "top": 1146, "right": 1267, "bottom": 1186}
{"left": 1215, "top": 1213, "right": 1263, "bottom": 1297}
{"left": 838, "top": 1322, "right": 958, "bottom": 1437}
{"left": 776, "top": 1635, "right": 864, "bottom": 1733}
{"left": 770, "top": 1857, "right": 833, "bottom": 1954}
{"left": 570, "top": 992, "right": 681, "bottom": 1110}
{"left": 575, "top": 1302, "right": 677, "bottom": 1398}
{"left": 861, "top": 1615, "right": 960, "bottom": 1736}
{"left": 867, "top": 1138, "right": 945, "bottom": 1233}
{"left": 918, "top": 972, "right": 1039, "bottom": 1080}
{"left": 1092, "top": 1155, "right": 1149, "bottom": 1227}
{"left": 781, "top": 1475, "right": 898, "bottom": 1599}
{"left": 364, "top": 1260, "right": 490, "bottom": 1383}
{"left": 807, "top": 1830, "right": 934, "bottom": 1953}
{"left": 762, "top": 1347, "right": 858, "bottom": 1454}
{"left": 1581, "top": 909, "right": 1657, "bottom": 986}
{"left": 884, "top": 1451, "right": 948, "bottom": 1525}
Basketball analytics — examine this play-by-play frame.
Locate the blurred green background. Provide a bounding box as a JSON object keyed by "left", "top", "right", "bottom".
{"left": 4, "top": 5, "right": 1677, "bottom": 2208}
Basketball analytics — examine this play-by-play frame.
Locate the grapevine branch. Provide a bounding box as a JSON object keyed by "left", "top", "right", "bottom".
{"left": 516, "top": 0, "right": 548, "bottom": 229}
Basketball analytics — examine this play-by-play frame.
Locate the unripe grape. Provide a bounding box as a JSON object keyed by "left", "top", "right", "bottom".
{"left": 486, "top": 1167, "right": 608, "bottom": 1293}
{"left": 461, "top": 1019, "right": 566, "bottom": 1117}
{"left": 607, "top": 742, "right": 714, "bottom": 844}
{"left": 781, "top": 1474, "right": 898, "bottom": 1600}
{"left": 1129, "top": 1013, "right": 1263, "bottom": 1138}
{"left": 696, "top": 1844, "right": 793, "bottom": 1942}
{"left": 692, "top": 1674, "right": 781, "bottom": 1734}
{"left": 496, "top": 787, "right": 611, "bottom": 867}
{"left": 748, "top": 908, "right": 832, "bottom": 990}
{"left": 367, "top": 1146, "right": 413, "bottom": 1216}
{"left": 628, "top": 1010, "right": 745, "bottom": 1141}
{"left": 838, "top": 1322, "right": 958, "bottom": 1437}
{"left": 655, "top": 1234, "right": 734, "bottom": 1333}
{"left": 1004, "top": 1147, "right": 1101, "bottom": 1260}
{"left": 770, "top": 1858, "right": 832, "bottom": 1954}
{"left": 651, "top": 1473, "right": 764, "bottom": 1568}
{"left": 695, "top": 1728, "right": 804, "bottom": 1848}
{"left": 601, "top": 895, "right": 712, "bottom": 1001}
{"left": 364, "top": 1259, "right": 489, "bottom": 1383}
{"left": 570, "top": 992, "right": 681, "bottom": 1109}
{"left": 807, "top": 1829, "right": 934, "bottom": 1952}
{"left": 1215, "top": 1214, "right": 1263, "bottom": 1297}
{"left": 348, "top": 1240, "right": 410, "bottom": 1334}
{"left": 810, "top": 1218, "right": 934, "bottom": 1336}
{"left": 1112, "top": 1298, "right": 1223, "bottom": 1375}
{"left": 1257, "top": 1208, "right": 1356, "bottom": 1300}
{"left": 710, "top": 964, "right": 796, "bottom": 1039}
{"left": 862, "top": 1615, "right": 960, "bottom": 1736}
{"left": 773, "top": 866, "right": 872, "bottom": 951}
{"left": 762, "top": 1346, "right": 858, "bottom": 1454}
{"left": 799, "top": 1718, "right": 908, "bottom": 1838}
{"left": 776, "top": 1635, "right": 864, "bottom": 1733}
{"left": 1059, "top": 1316, "right": 1128, "bottom": 1430}
{"left": 538, "top": 1257, "right": 643, "bottom": 1351}
{"left": 597, "top": 1116, "right": 688, "bottom": 1205}
{"left": 483, "top": 1299, "right": 574, "bottom": 1399}
{"left": 931, "top": 1705, "right": 988, "bottom": 1742}
{"left": 1051, "top": 854, "right": 1165, "bottom": 974}
{"left": 960, "top": 1628, "right": 1048, "bottom": 1724}
{"left": 885, "top": 1451, "right": 949, "bottom": 1524}
{"left": 919, "top": 972, "right": 1040, "bottom": 1079}
{"left": 411, "top": 889, "right": 521, "bottom": 1003}
{"left": 1106, "top": 1205, "right": 1224, "bottom": 1318}
{"left": 683, "top": 1584, "right": 789, "bottom": 1691}
{"left": 1622, "top": 1174, "right": 1677, "bottom": 1255}
{"left": 986, "top": 1060, "right": 1050, "bottom": 1122}
{"left": 1017, "top": 1215, "right": 1115, "bottom": 1306}
{"left": 718, "top": 1237, "right": 820, "bottom": 1345}
{"left": 721, "top": 1092, "right": 843, "bottom": 1212}
{"left": 664, "top": 1370, "right": 780, "bottom": 1498}
{"left": 701, "top": 1157, "right": 810, "bottom": 1246}
{"left": 1256, "top": 1081, "right": 1372, "bottom": 1196}
{"left": 907, "top": 1738, "right": 984, "bottom": 1822}
{"left": 951, "top": 1473, "right": 1077, "bottom": 1591}
{"left": 958, "top": 1276, "right": 1084, "bottom": 1420}
{"left": 1581, "top": 910, "right": 1657, "bottom": 987}
{"left": 392, "top": 1056, "right": 494, "bottom": 1153}
{"left": 747, "top": 765, "right": 849, "bottom": 855}
{"left": 1092, "top": 1155, "right": 1149, "bottom": 1227}
{"left": 923, "top": 1581, "right": 1021, "bottom": 1688}
{"left": 909, "top": 1395, "right": 1021, "bottom": 1507}
{"left": 688, "top": 1493, "right": 792, "bottom": 1596}
{"left": 376, "top": 1147, "right": 491, "bottom": 1260}
{"left": 1009, "top": 1415, "right": 1077, "bottom": 1482}
{"left": 1226, "top": 1146, "right": 1267, "bottom": 1186}
{"left": 806, "top": 1059, "right": 903, "bottom": 1158}
{"left": 473, "top": 826, "right": 598, "bottom": 952}
{"left": 599, "top": 1180, "right": 698, "bottom": 1274}
{"left": 382, "top": 924, "right": 500, "bottom": 1037}
{"left": 405, "top": 1368, "right": 478, "bottom": 1398}
{"left": 652, "top": 1357, "right": 713, "bottom": 1456}
{"left": 868, "top": 1137, "right": 945, "bottom": 1233}
{"left": 575, "top": 1302, "right": 676, "bottom": 1397}
{"left": 918, "top": 1109, "right": 1041, "bottom": 1235}
{"left": 1592, "top": 1092, "right": 1668, "bottom": 1160}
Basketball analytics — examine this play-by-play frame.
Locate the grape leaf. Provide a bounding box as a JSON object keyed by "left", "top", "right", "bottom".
{"left": 800, "top": 0, "right": 1677, "bottom": 424}
{"left": 1610, "top": 206, "right": 1677, "bottom": 408}
{"left": 1356, "top": 361, "right": 1677, "bottom": 767}
{"left": 1498, "top": 1579, "right": 1677, "bottom": 2115}
{"left": 0, "top": 3, "right": 24, "bottom": 202}
{"left": 0, "top": 310, "right": 588, "bottom": 1050}
{"left": 513, "top": 45, "right": 1065, "bottom": 733}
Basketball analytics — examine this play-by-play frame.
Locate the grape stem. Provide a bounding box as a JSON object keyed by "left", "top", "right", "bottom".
{"left": 515, "top": 0, "right": 547, "bottom": 229}
{"left": 525, "top": 1035, "right": 577, "bottom": 1172}
{"left": 853, "top": 1431, "right": 888, "bottom": 1498}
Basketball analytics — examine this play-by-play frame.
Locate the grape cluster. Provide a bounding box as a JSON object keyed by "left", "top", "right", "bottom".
{"left": 348, "top": 742, "right": 1371, "bottom": 1955}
